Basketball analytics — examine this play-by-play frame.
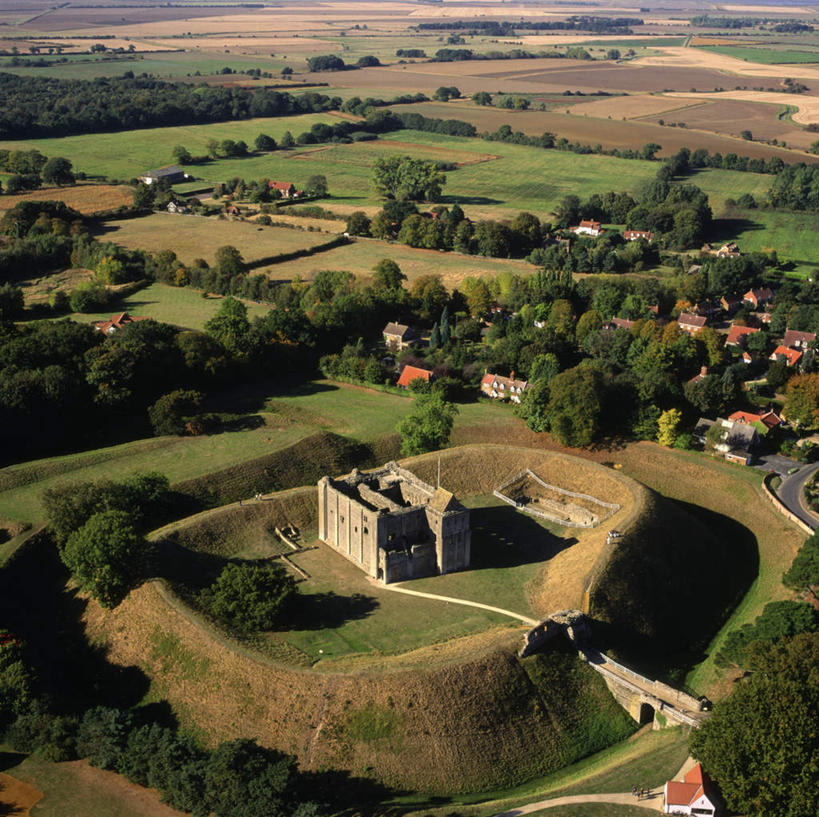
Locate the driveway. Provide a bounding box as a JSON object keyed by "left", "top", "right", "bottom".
{"left": 775, "top": 461, "right": 819, "bottom": 531}
{"left": 753, "top": 453, "right": 802, "bottom": 476}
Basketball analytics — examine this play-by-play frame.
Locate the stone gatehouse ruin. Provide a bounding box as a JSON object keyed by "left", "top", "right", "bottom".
{"left": 317, "top": 463, "right": 471, "bottom": 584}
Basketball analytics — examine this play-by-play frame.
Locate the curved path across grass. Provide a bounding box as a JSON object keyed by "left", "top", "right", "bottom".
{"left": 373, "top": 579, "right": 539, "bottom": 626}
{"left": 492, "top": 790, "right": 663, "bottom": 816}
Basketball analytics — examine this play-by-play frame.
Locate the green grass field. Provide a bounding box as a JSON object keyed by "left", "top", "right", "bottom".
{"left": 698, "top": 44, "right": 819, "bottom": 64}
{"left": 68, "top": 282, "right": 272, "bottom": 330}
{"left": 0, "top": 112, "right": 340, "bottom": 179}
{"left": 98, "top": 213, "right": 332, "bottom": 264}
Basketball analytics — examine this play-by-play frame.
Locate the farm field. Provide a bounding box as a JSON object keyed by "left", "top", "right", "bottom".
{"left": 664, "top": 90, "right": 819, "bottom": 127}
{"left": 0, "top": 113, "right": 341, "bottom": 180}
{"left": 97, "top": 213, "right": 332, "bottom": 265}
{"left": 0, "top": 183, "right": 133, "bottom": 215}
{"left": 0, "top": 753, "right": 184, "bottom": 817}
{"left": 697, "top": 44, "right": 819, "bottom": 64}
{"left": 687, "top": 167, "right": 773, "bottom": 210}
{"left": 388, "top": 102, "right": 813, "bottom": 162}
{"left": 66, "top": 282, "right": 272, "bottom": 330}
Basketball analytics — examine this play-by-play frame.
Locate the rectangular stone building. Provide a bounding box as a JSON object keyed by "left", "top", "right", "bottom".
{"left": 317, "top": 462, "right": 471, "bottom": 584}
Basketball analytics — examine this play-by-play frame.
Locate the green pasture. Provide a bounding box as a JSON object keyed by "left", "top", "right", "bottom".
{"left": 697, "top": 43, "right": 819, "bottom": 64}
{"left": 65, "top": 282, "right": 272, "bottom": 330}
{"left": 0, "top": 112, "right": 340, "bottom": 179}
{"left": 687, "top": 167, "right": 772, "bottom": 210}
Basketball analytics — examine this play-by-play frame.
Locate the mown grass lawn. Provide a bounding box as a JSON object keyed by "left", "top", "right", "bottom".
{"left": 698, "top": 44, "right": 819, "bottom": 64}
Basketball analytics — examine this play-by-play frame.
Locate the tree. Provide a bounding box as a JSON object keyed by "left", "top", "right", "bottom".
{"left": 171, "top": 145, "right": 192, "bottom": 164}
{"left": 784, "top": 373, "right": 819, "bottom": 428}
{"left": 372, "top": 258, "right": 406, "bottom": 291}
{"left": 372, "top": 156, "right": 446, "bottom": 202}
{"left": 657, "top": 408, "right": 682, "bottom": 447}
{"left": 213, "top": 245, "right": 244, "bottom": 277}
{"left": 345, "top": 211, "right": 370, "bottom": 236}
{"left": 202, "top": 563, "right": 296, "bottom": 632}
{"left": 41, "top": 156, "right": 74, "bottom": 186}
{"left": 76, "top": 707, "right": 134, "bottom": 770}
{"left": 148, "top": 390, "right": 204, "bottom": 436}
{"left": 783, "top": 532, "right": 819, "bottom": 599}
{"left": 280, "top": 130, "right": 295, "bottom": 148}
{"left": 545, "top": 366, "right": 603, "bottom": 447}
{"left": 306, "top": 174, "right": 328, "bottom": 197}
{"left": 433, "top": 85, "right": 460, "bottom": 101}
{"left": 472, "top": 91, "right": 492, "bottom": 105}
{"left": 69, "top": 279, "right": 107, "bottom": 313}
{"left": 690, "top": 633, "right": 819, "bottom": 817}
{"left": 61, "top": 510, "right": 144, "bottom": 608}
{"left": 396, "top": 392, "right": 458, "bottom": 456}
{"left": 254, "top": 133, "right": 276, "bottom": 152}
{"left": 204, "top": 296, "right": 249, "bottom": 354}
{"left": 0, "top": 283, "right": 24, "bottom": 323}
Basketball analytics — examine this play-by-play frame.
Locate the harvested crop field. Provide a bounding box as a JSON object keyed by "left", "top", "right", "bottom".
{"left": 388, "top": 102, "right": 813, "bottom": 162}
{"left": 0, "top": 183, "right": 133, "bottom": 215}
{"left": 0, "top": 772, "right": 42, "bottom": 817}
{"left": 565, "top": 94, "right": 701, "bottom": 120}
{"left": 642, "top": 98, "right": 817, "bottom": 149}
{"left": 665, "top": 90, "right": 819, "bottom": 126}
{"left": 98, "top": 213, "right": 332, "bottom": 265}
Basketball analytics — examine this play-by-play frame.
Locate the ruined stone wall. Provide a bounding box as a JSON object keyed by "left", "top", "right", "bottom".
{"left": 428, "top": 508, "right": 471, "bottom": 575}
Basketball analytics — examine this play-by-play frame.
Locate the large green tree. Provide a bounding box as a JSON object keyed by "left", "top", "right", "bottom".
{"left": 690, "top": 633, "right": 819, "bottom": 817}
{"left": 783, "top": 531, "right": 819, "bottom": 600}
{"left": 204, "top": 296, "right": 249, "bottom": 354}
{"left": 545, "top": 366, "right": 603, "bottom": 447}
{"left": 61, "top": 509, "right": 144, "bottom": 608}
{"left": 396, "top": 392, "right": 458, "bottom": 456}
{"left": 372, "top": 156, "right": 446, "bottom": 202}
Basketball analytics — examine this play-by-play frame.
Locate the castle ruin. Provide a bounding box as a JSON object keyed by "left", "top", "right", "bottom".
{"left": 317, "top": 462, "right": 471, "bottom": 584}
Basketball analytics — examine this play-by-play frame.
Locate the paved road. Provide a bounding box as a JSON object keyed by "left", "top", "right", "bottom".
{"left": 753, "top": 453, "right": 802, "bottom": 476}
{"left": 776, "top": 461, "right": 819, "bottom": 531}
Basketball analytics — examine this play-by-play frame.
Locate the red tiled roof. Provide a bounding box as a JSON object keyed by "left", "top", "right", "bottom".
{"left": 726, "top": 324, "right": 759, "bottom": 346}
{"left": 678, "top": 313, "right": 707, "bottom": 328}
{"left": 397, "top": 365, "right": 433, "bottom": 388}
{"left": 771, "top": 345, "right": 802, "bottom": 366}
{"left": 269, "top": 180, "right": 295, "bottom": 190}
{"left": 666, "top": 781, "right": 703, "bottom": 806}
{"left": 92, "top": 312, "right": 150, "bottom": 333}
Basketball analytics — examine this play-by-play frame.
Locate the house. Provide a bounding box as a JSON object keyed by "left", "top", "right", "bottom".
{"left": 728, "top": 409, "right": 782, "bottom": 430}
{"left": 716, "top": 241, "right": 741, "bottom": 258}
{"left": 770, "top": 345, "right": 802, "bottom": 367}
{"left": 741, "top": 351, "right": 753, "bottom": 364}
{"left": 720, "top": 294, "right": 741, "bottom": 315}
{"left": 663, "top": 762, "right": 717, "bottom": 816}
{"left": 695, "top": 300, "right": 722, "bottom": 319}
{"left": 743, "top": 287, "right": 775, "bottom": 309}
{"left": 166, "top": 200, "right": 188, "bottom": 214}
{"left": 687, "top": 264, "right": 703, "bottom": 276}
{"left": 92, "top": 312, "right": 151, "bottom": 335}
{"left": 480, "top": 370, "right": 529, "bottom": 404}
{"left": 605, "top": 317, "right": 635, "bottom": 331}
{"left": 397, "top": 364, "right": 433, "bottom": 389}
{"left": 268, "top": 180, "right": 297, "bottom": 199}
{"left": 383, "top": 322, "right": 419, "bottom": 352}
{"left": 573, "top": 219, "right": 603, "bottom": 237}
{"left": 725, "top": 324, "right": 759, "bottom": 347}
{"left": 622, "top": 229, "right": 653, "bottom": 242}
{"left": 783, "top": 328, "right": 816, "bottom": 350}
{"left": 695, "top": 416, "right": 759, "bottom": 464}
{"left": 677, "top": 313, "right": 707, "bottom": 335}
{"left": 687, "top": 365, "right": 709, "bottom": 385}
{"left": 138, "top": 164, "right": 187, "bottom": 186}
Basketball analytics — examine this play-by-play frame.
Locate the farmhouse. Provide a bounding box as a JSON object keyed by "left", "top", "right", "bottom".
{"left": 622, "top": 229, "right": 653, "bottom": 242}
{"left": 573, "top": 220, "right": 603, "bottom": 237}
{"left": 92, "top": 312, "right": 151, "bottom": 334}
{"left": 138, "top": 164, "right": 187, "bottom": 185}
{"left": 480, "top": 370, "right": 529, "bottom": 403}
{"left": 663, "top": 762, "right": 716, "bottom": 815}
{"left": 397, "top": 364, "right": 433, "bottom": 388}
{"left": 317, "top": 463, "right": 471, "bottom": 584}
{"left": 677, "top": 313, "right": 707, "bottom": 335}
{"left": 269, "top": 180, "right": 297, "bottom": 198}
{"left": 728, "top": 409, "right": 782, "bottom": 430}
{"left": 383, "top": 321, "right": 419, "bottom": 351}
{"left": 696, "top": 417, "right": 759, "bottom": 465}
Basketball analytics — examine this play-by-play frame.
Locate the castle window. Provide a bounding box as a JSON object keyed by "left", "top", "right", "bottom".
{"left": 340, "top": 515, "right": 345, "bottom": 523}
{"left": 354, "top": 526, "right": 358, "bottom": 533}
{"left": 363, "top": 527, "right": 369, "bottom": 534}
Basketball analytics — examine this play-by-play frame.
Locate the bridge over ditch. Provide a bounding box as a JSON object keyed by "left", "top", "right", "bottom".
{"left": 520, "top": 611, "right": 708, "bottom": 729}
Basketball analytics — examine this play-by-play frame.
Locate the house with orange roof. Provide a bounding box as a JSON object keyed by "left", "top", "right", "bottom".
{"left": 725, "top": 324, "right": 759, "bottom": 347}
{"left": 743, "top": 287, "right": 775, "bottom": 309}
{"left": 677, "top": 313, "right": 707, "bottom": 335}
{"left": 728, "top": 409, "right": 782, "bottom": 430}
{"left": 573, "top": 219, "right": 602, "bottom": 237}
{"left": 268, "top": 181, "right": 297, "bottom": 198}
{"left": 770, "top": 345, "right": 802, "bottom": 367}
{"left": 663, "top": 762, "right": 716, "bottom": 815}
{"left": 92, "top": 312, "right": 151, "bottom": 335}
{"left": 397, "top": 364, "right": 433, "bottom": 389}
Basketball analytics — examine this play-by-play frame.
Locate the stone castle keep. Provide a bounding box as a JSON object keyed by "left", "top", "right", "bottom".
{"left": 317, "top": 463, "right": 471, "bottom": 584}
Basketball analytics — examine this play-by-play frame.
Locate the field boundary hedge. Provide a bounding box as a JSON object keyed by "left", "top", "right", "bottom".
{"left": 245, "top": 234, "right": 351, "bottom": 270}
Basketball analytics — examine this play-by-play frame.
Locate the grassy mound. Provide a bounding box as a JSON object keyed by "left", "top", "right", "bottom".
{"left": 588, "top": 489, "right": 757, "bottom": 680}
